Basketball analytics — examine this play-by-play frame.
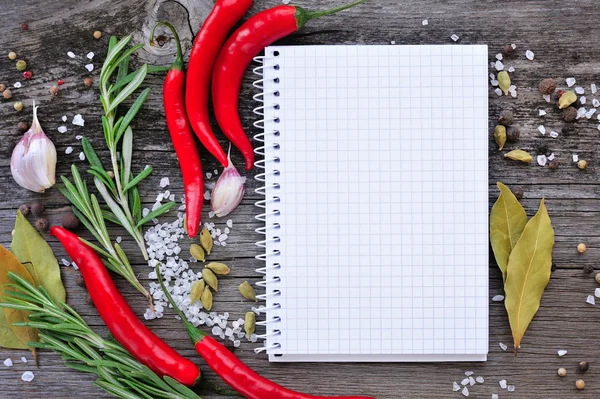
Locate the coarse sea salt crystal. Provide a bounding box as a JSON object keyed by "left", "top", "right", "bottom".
{"left": 72, "top": 114, "right": 85, "bottom": 126}
{"left": 586, "top": 295, "right": 595, "bottom": 305}
{"left": 160, "top": 177, "right": 170, "bottom": 187}
{"left": 595, "top": 287, "right": 600, "bottom": 298}
{"left": 461, "top": 378, "right": 469, "bottom": 385}
{"left": 543, "top": 94, "right": 551, "bottom": 103}
{"left": 4, "top": 358, "right": 13, "bottom": 367}
{"left": 499, "top": 342, "right": 508, "bottom": 351}
{"left": 492, "top": 394, "right": 499, "bottom": 399}
{"left": 577, "top": 107, "right": 587, "bottom": 119}
{"left": 14, "top": 82, "right": 22, "bottom": 88}
{"left": 494, "top": 88, "right": 502, "bottom": 96}
{"left": 594, "top": 99, "right": 600, "bottom": 108}
{"left": 511, "top": 43, "right": 516, "bottom": 49}
{"left": 537, "top": 155, "right": 547, "bottom": 167}
{"left": 525, "top": 50, "right": 534, "bottom": 60}
{"left": 76, "top": 135, "right": 82, "bottom": 140}
{"left": 453, "top": 382, "right": 461, "bottom": 391}
{"left": 21, "top": 371, "right": 34, "bottom": 382}
{"left": 558, "top": 349, "right": 568, "bottom": 356}
{"left": 490, "top": 79, "right": 499, "bottom": 87}
{"left": 227, "top": 219, "right": 233, "bottom": 228}
{"left": 510, "top": 89, "right": 517, "bottom": 98}
{"left": 422, "top": 19, "right": 428, "bottom": 26}
{"left": 65, "top": 146, "right": 73, "bottom": 154}
{"left": 58, "top": 125, "right": 67, "bottom": 133}
{"left": 461, "top": 386, "right": 469, "bottom": 397}
{"left": 580, "top": 96, "right": 587, "bottom": 105}
{"left": 214, "top": 169, "right": 218, "bottom": 175}
{"left": 85, "top": 64, "right": 94, "bottom": 72}
{"left": 450, "top": 34, "right": 459, "bottom": 42}
{"left": 206, "top": 172, "right": 212, "bottom": 179}
{"left": 468, "top": 376, "right": 476, "bottom": 386}
{"left": 507, "top": 385, "right": 515, "bottom": 392}
{"left": 586, "top": 108, "right": 596, "bottom": 118}
{"left": 494, "top": 60, "right": 504, "bottom": 71}
{"left": 489, "top": 73, "right": 495, "bottom": 80}
{"left": 204, "top": 191, "right": 211, "bottom": 200}
{"left": 116, "top": 236, "right": 122, "bottom": 243}
{"left": 499, "top": 380, "right": 507, "bottom": 389}
{"left": 508, "top": 66, "right": 515, "bottom": 72}
{"left": 495, "top": 53, "right": 503, "bottom": 60}
{"left": 465, "top": 371, "right": 474, "bottom": 376}
{"left": 575, "top": 87, "right": 585, "bottom": 94}
{"left": 476, "top": 376, "right": 484, "bottom": 384}
{"left": 537, "top": 125, "right": 546, "bottom": 135}
{"left": 492, "top": 295, "right": 504, "bottom": 302}
{"left": 62, "top": 115, "right": 67, "bottom": 122}
{"left": 21, "top": 357, "right": 27, "bottom": 363}
{"left": 573, "top": 154, "right": 579, "bottom": 162}
{"left": 548, "top": 153, "right": 555, "bottom": 161}
{"left": 86, "top": 51, "right": 94, "bottom": 60}
{"left": 539, "top": 110, "right": 546, "bottom": 116}
{"left": 549, "top": 131, "right": 559, "bottom": 138}
{"left": 390, "top": 40, "right": 396, "bottom": 45}
{"left": 61, "top": 258, "right": 70, "bottom": 266}
{"left": 79, "top": 152, "right": 86, "bottom": 161}
{"left": 566, "top": 77, "right": 576, "bottom": 87}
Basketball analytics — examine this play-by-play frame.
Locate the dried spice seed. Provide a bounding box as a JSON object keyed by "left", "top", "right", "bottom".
{"left": 17, "top": 121, "right": 28, "bottom": 132}
{"left": 8, "top": 51, "right": 17, "bottom": 60}
{"left": 0, "top": 83, "right": 5, "bottom": 92}
{"left": 31, "top": 202, "right": 44, "bottom": 216}
{"left": 206, "top": 262, "right": 230, "bottom": 275}
{"left": 498, "top": 110, "right": 514, "bottom": 126}
{"left": 595, "top": 273, "right": 600, "bottom": 283}
{"left": 578, "top": 160, "right": 588, "bottom": 170}
{"left": 562, "top": 106, "right": 578, "bottom": 122}
{"left": 538, "top": 78, "right": 557, "bottom": 95}
{"left": 3, "top": 89, "right": 13, "bottom": 99}
{"left": 83, "top": 77, "right": 93, "bottom": 87}
{"left": 245, "top": 311, "right": 256, "bottom": 337}
{"left": 548, "top": 160, "right": 559, "bottom": 169}
{"left": 504, "top": 149, "right": 532, "bottom": 163}
{"left": 202, "top": 268, "right": 218, "bottom": 291}
{"left": 35, "top": 218, "right": 49, "bottom": 232}
{"left": 558, "top": 91, "right": 577, "bottom": 109}
{"left": 239, "top": 281, "right": 257, "bottom": 301}
{"left": 583, "top": 265, "right": 594, "bottom": 274}
{"left": 503, "top": 44, "right": 514, "bottom": 56}
{"left": 190, "top": 280, "right": 205, "bottom": 303}
{"left": 93, "top": 30, "right": 102, "bottom": 39}
{"left": 13, "top": 101, "right": 23, "bottom": 112}
{"left": 61, "top": 212, "right": 79, "bottom": 230}
{"left": 558, "top": 368, "right": 567, "bottom": 377}
{"left": 16, "top": 60, "right": 27, "bottom": 71}
{"left": 498, "top": 71, "right": 511, "bottom": 95}
{"left": 579, "top": 362, "right": 589, "bottom": 372}
{"left": 22, "top": 71, "right": 32, "bottom": 79}
{"left": 20, "top": 23, "right": 29, "bottom": 30}
{"left": 49, "top": 85, "right": 59, "bottom": 96}
{"left": 506, "top": 126, "right": 521, "bottom": 142}
{"left": 576, "top": 380, "right": 585, "bottom": 390}
{"left": 494, "top": 125, "right": 507, "bottom": 150}
{"left": 18, "top": 204, "right": 30, "bottom": 215}
{"left": 577, "top": 243, "right": 587, "bottom": 253}
{"left": 200, "top": 227, "right": 213, "bottom": 255}
{"left": 200, "top": 284, "right": 213, "bottom": 310}
{"left": 190, "top": 244, "right": 205, "bottom": 262}
{"left": 511, "top": 186, "right": 524, "bottom": 199}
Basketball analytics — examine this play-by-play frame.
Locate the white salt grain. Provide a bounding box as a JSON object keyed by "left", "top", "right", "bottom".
{"left": 160, "top": 177, "right": 170, "bottom": 187}
{"left": 543, "top": 94, "right": 551, "bottom": 103}
{"left": 476, "top": 376, "right": 484, "bottom": 384}
{"left": 592, "top": 84, "right": 598, "bottom": 94}
{"left": 214, "top": 169, "right": 218, "bottom": 175}
{"left": 494, "top": 88, "right": 502, "bottom": 96}
{"left": 510, "top": 89, "right": 517, "bottom": 98}
{"left": 4, "top": 358, "right": 13, "bottom": 367}
{"left": 577, "top": 107, "right": 587, "bottom": 119}
{"left": 492, "top": 395, "right": 499, "bottom": 399}
{"left": 21, "top": 371, "right": 34, "bottom": 382}
{"left": 227, "top": 219, "right": 233, "bottom": 228}
{"left": 233, "top": 340, "right": 241, "bottom": 348}
{"left": 494, "top": 60, "right": 504, "bottom": 71}
{"left": 218, "top": 234, "right": 228, "bottom": 242}
{"left": 85, "top": 64, "right": 94, "bottom": 72}
{"left": 204, "top": 191, "right": 211, "bottom": 200}
{"left": 580, "top": 96, "right": 587, "bottom": 105}
{"left": 558, "top": 349, "right": 568, "bottom": 356}
{"left": 492, "top": 295, "right": 504, "bottom": 302}
{"left": 206, "top": 172, "right": 212, "bottom": 179}
{"left": 586, "top": 108, "right": 596, "bottom": 118}
{"left": 465, "top": 371, "right": 474, "bottom": 376}
{"left": 450, "top": 34, "right": 459, "bottom": 42}
{"left": 593, "top": 99, "right": 600, "bottom": 108}
{"left": 79, "top": 152, "right": 86, "bottom": 161}
{"left": 586, "top": 295, "right": 595, "bottom": 305}
{"left": 14, "top": 82, "right": 22, "bottom": 88}
{"left": 499, "top": 380, "right": 507, "bottom": 389}
{"left": 65, "top": 146, "right": 73, "bottom": 154}
{"left": 468, "top": 376, "right": 476, "bottom": 386}
{"left": 490, "top": 79, "right": 499, "bottom": 87}
{"left": 548, "top": 153, "right": 555, "bottom": 161}
{"left": 573, "top": 154, "right": 579, "bottom": 163}
{"left": 61, "top": 259, "right": 70, "bottom": 266}
{"left": 507, "top": 385, "right": 515, "bottom": 392}
{"left": 224, "top": 227, "right": 230, "bottom": 234}
{"left": 575, "top": 87, "right": 585, "bottom": 94}
{"left": 595, "top": 288, "right": 600, "bottom": 298}
{"left": 539, "top": 110, "right": 546, "bottom": 116}
{"left": 62, "top": 115, "right": 67, "bottom": 122}
{"left": 67, "top": 51, "right": 76, "bottom": 58}
{"left": 525, "top": 50, "right": 534, "bottom": 60}
{"left": 489, "top": 73, "right": 495, "bottom": 80}
{"left": 72, "top": 114, "right": 85, "bottom": 126}
{"left": 20, "top": 357, "right": 27, "bottom": 363}
{"left": 461, "top": 386, "right": 469, "bottom": 397}
{"left": 57, "top": 125, "right": 67, "bottom": 133}
{"left": 549, "top": 131, "right": 559, "bottom": 138}
{"left": 537, "top": 155, "right": 547, "bottom": 167}
{"left": 116, "top": 236, "right": 122, "bottom": 243}
{"left": 422, "top": 19, "right": 428, "bottom": 26}
{"left": 537, "top": 125, "right": 546, "bottom": 135}
{"left": 499, "top": 342, "right": 508, "bottom": 351}
{"left": 508, "top": 66, "right": 515, "bottom": 72}
{"left": 86, "top": 51, "right": 95, "bottom": 60}
{"left": 566, "top": 77, "right": 576, "bottom": 87}
{"left": 390, "top": 41, "right": 396, "bottom": 45}
{"left": 496, "top": 53, "right": 503, "bottom": 61}
{"left": 453, "top": 382, "right": 461, "bottom": 391}
{"left": 76, "top": 135, "right": 82, "bottom": 140}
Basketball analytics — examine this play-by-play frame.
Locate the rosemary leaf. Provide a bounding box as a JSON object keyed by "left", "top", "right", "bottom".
{"left": 136, "top": 202, "right": 176, "bottom": 228}
{"left": 124, "top": 167, "right": 153, "bottom": 192}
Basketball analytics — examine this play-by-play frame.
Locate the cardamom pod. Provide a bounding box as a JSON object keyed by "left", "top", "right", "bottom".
{"left": 239, "top": 281, "right": 257, "bottom": 301}
{"left": 504, "top": 149, "right": 532, "bottom": 163}
{"left": 190, "top": 244, "right": 205, "bottom": 262}
{"left": 494, "top": 125, "right": 507, "bottom": 151}
{"left": 202, "top": 268, "right": 219, "bottom": 291}
{"left": 200, "top": 227, "right": 213, "bottom": 255}
{"left": 498, "top": 71, "right": 511, "bottom": 95}
{"left": 190, "top": 280, "right": 205, "bottom": 303}
{"left": 558, "top": 91, "right": 577, "bottom": 109}
{"left": 206, "top": 262, "right": 230, "bottom": 275}
{"left": 201, "top": 284, "right": 213, "bottom": 310}
{"left": 245, "top": 311, "right": 256, "bottom": 337}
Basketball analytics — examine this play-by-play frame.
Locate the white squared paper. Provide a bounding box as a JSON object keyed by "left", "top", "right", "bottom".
{"left": 260, "top": 45, "right": 489, "bottom": 362}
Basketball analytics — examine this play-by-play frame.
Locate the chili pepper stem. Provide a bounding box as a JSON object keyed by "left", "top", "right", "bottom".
{"left": 150, "top": 22, "right": 184, "bottom": 71}
{"left": 296, "top": 0, "right": 367, "bottom": 29}
{"left": 156, "top": 265, "right": 207, "bottom": 343}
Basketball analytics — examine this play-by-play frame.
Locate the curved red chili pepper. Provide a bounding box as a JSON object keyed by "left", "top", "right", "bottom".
{"left": 212, "top": 0, "right": 366, "bottom": 171}
{"left": 157, "top": 267, "right": 374, "bottom": 399}
{"left": 185, "top": 0, "right": 253, "bottom": 169}
{"left": 51, "top": 226, "right": 202, "bottom": 387}
{"left": 151, "top": 22, "right": 203, "bottom": 238}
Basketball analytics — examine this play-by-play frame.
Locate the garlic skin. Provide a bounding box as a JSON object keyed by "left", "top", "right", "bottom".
{"left": 211, "top": 156, "right": 246, "bottom": 217}
{"left": 11, "top": 101, "right": 57, "bottom": 192}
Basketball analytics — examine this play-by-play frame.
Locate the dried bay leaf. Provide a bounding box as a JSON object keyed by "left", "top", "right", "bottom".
{"left": 504, "top": 199, "right": 554, "bottom": 353}
{"left": 504, "top": 150, "right": 532, "bottom": 163}
{"left": 10, "top": 211, "right": 66, "bottom": 304}
{"left": 490, "top": 182, "right": 528, "bottom": 281}
{"left": 0, "top": 245, "right": 39, "bottom": 351}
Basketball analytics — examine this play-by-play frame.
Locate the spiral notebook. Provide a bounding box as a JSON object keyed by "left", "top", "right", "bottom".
{"left": 253, "top": 45, "right": 489, "bottom": 362}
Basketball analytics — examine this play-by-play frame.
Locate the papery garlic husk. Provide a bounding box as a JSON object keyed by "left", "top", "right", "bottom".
{"left": 210, "top": 154, "right": 246, "bottom": 217}
{"left": 11, "top": 101, "right": 57, "bottom": 192}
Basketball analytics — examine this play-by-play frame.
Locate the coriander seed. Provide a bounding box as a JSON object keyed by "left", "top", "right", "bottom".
{"left": 557, "top": 367, "right": 567, "bottom": 377}
{"left": 17, "top": 121, "right": 28, "bottom": 132}
{"left": 538, "top": 78, "right": 557, "bottom": 95}
{"left": 3, "top": 89, "right": 12, "bottom": 99}
{"left": 93, "top": 30, "right": 102, "bottom": 39}
{"left": 562, "top": 106, "right": 577, "bottom": 122}
{"left": 15, "top": 59, "right": 27, "bottom": 71}
{"left": 8, "top": 51, "right": 17, "bottom": 60}
{"left": 577, "top": 243, "right": 587, "bottom": 253}
{"left": 83, "top": 76, "right": 93, "bottom": 87}
{"left": 18, "top": 204, "right": 30, "bottom": 215}
{"left": 583, "top": 265, "right": 594, "bottom": 274}
{"left": 13, "top": 101, "right": 23, "bottom": 112}
{"left": 49, "top": 85, "right": 59, "bottom": 96}
{"left": 35, "top": 218, "right": 49, "bottom": 232}
{"left": 595, "top": 273, "right": 600, "bottom": 284}
{"left": 576, "top": 379, "right": 585, "bottom": 390}
{"left": 548, "top": 159, "right": 559, "bottom": 169}
{"left": 0, "top": 83, "right": 5, "bottom": 92}
{"left": 578, "top": 160, "right": 588, "bottom": 170}
{"left": 579, "top": 361, "right": 589, "bottom": 372}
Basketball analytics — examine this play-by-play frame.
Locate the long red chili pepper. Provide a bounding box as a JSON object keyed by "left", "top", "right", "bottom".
{"left": 51, "top": 226, "right": 202, "bottom": 387}
{"left": 151, "top": 22, "right": 203, "bottom": 238}
{"left": 185, "top": 0, "right": 253, "bottom": 169}
{"left": 212, "top": 0, "right": 366, "bottom": 172}
{"left": 157, "top": 266, "right": 374, "bottom": 399}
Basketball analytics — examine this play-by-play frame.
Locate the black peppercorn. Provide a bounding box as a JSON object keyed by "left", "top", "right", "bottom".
{"left": 503, "top": 44, "right": 514, "bottom": 56}
{"left": 35, "top": 218, "right": 49, "bottom": 232}
{"left": 61, "top": 212, "right": 80, "bottom": 230}
{"left": 583, "top": 264, "right": 594, "bottom": 274}
{"left": 506, "top": 126, "right": 521, "bottom": 142}
{"left": 18, "top": 204, "right": 30, "bottom": 215}
{"left": 511, "top": 186, "right": 524, "bottom": 199}
{"left": 498, "top": 110, "right": 514, "bottom": 126}
{"left": 17, "top": 121, "right": 28, "bottom": 133}
{"left": 31, "top": 202, "right": 44, "bottom": 216}
{"left": 75, "top": 275, "right": 86, "bottom": 288}
{"left": 562, "top": 106, "right": 578, "bottom": 122}
{"left": 579, "top": 361, "right": 590, "bottom": 372}
{"left": 538, "top": 78, "right": 557, "bottom": 95}
{"left": 548, "top": 160, "right": 559, "bottom": 169}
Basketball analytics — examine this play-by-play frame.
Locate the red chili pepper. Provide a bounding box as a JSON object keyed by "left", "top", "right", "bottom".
{"left": 157, "top": 267, "right": 374, "bottom": 399}
{"left": 212, "top": 0, "right": 365, "bottom": 171}
{"left": 151, "top": 22, "right": 203, "bottom": 238}
{"left": 51, "top": 226, "right": 202, "bottom": 387}
{"left": 185, "top": 0, "right": 253, "bottom": 169}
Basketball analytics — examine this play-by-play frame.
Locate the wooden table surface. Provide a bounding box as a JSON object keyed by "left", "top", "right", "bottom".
{"left": 2, "top": 0, "right": 600, "bottom": 398}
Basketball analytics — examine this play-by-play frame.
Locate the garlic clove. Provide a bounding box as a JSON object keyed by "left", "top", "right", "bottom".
{"left": 10, "top": 101, "right": 57, "bottom": 193}
{"left": 210, "top": 154, "right": 246, "bottom": 218}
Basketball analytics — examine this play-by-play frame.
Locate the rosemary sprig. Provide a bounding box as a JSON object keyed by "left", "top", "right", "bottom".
{"left": 0, "top": 272, "right": 201, "bottom": 399}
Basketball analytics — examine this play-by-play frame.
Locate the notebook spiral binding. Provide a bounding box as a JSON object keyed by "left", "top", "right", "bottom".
{"left": 252, "top": 53, "right": 283, "bottom": 355}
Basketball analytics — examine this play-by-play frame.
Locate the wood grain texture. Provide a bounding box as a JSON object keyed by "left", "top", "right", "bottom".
{"left": 1, "top": 0, "right": 600, "bottom": 398}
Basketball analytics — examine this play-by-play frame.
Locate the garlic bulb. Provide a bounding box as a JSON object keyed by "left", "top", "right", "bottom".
{"left": 211, "top": 153, "right": 246, "bottom": 217}
{"left": 11, "top": 101, "right": 57, "bottom": 192}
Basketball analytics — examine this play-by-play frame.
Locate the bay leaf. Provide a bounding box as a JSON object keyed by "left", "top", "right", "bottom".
{"left": 504, "top": 199, "right": 554, "bottom": 353}
{"left": 10, "top": 211, "right": 66, "bottom": 304}
{"left": 490, "top": 182, "right": 528, "bottom": 281}
{"left": 504, "top": 150, "right": 532, "bottom": 163}
{"left": 0, "top": 245, "right": 39, "bottom": 350}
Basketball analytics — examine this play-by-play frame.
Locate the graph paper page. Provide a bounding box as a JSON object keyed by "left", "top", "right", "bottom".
{"left": 261, "top": 45, "right": 489, "bottom": 362}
